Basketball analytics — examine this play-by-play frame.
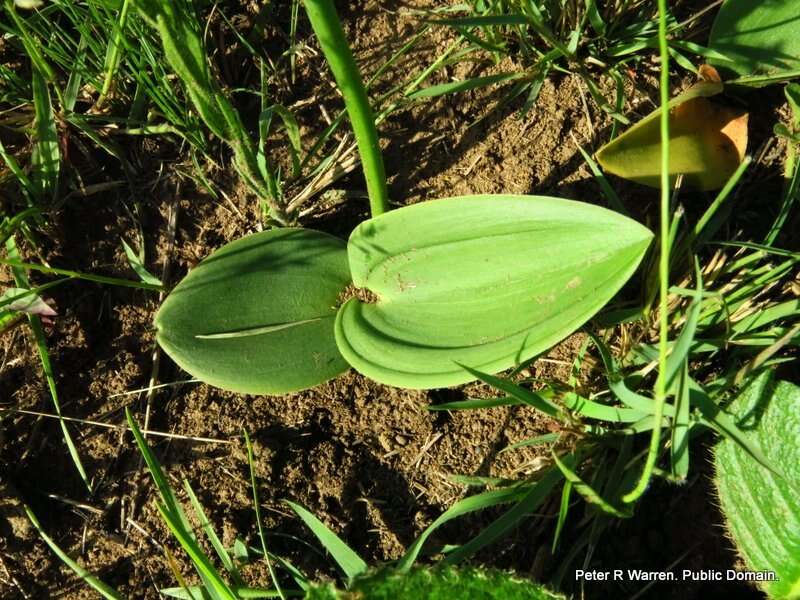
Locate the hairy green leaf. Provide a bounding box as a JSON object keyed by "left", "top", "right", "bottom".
{"left": 156, "top": 229, "right": 351, "bottom": 394}
{"left": 715, "top": 372, "right": 800, "bottom": 599}
{"left": 335, "top": 195, "right": 652, "bottom": 389}
{"left": 305, "top": 566, "right": 565, "bottom": 600}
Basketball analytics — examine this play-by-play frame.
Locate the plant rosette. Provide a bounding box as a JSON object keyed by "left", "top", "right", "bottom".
{"left": 156, "top": 195, "right": 652, "bottom": 394}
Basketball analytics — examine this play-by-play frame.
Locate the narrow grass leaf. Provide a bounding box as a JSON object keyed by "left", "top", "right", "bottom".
{"left": 161, "top": 587, "right": 285, "bottom": 599}
{"left": 6, "top": 238, "right": 90, "bottom": 490}
{"left": 398, "top": 486, "right": 528, "bottom": 571}
{"left": 25, "top": 505, "right": 124, "bottom": 600}
{"left": 126, "top": 409, "right": 238, "bottom": 600}
{"left": 458, "top": 364, "right": 559, "bottom": 417}
{"left": 664, "top": 266, "right": 703, "bottom": 387}
{"left": 284, "top": 500, "right": 367, "bottom": 580}
{"left": 409, "top": 72, "right": 524, "bottom": 99}
{"left": 552, "top": 453, "right": 631, "bottom": 518}
{"left": 688, "top": 382, "right": 777, "bottom": 477}
{"left": 121, "top": 239, "right": 162, "bottom": 286}
{"left": 442, "top": 466, "right": 565, "bottom": 564}
{"left": 552, "top": 480, "right": 572, "bottom": 552}
{"left": 573, "top": 140, "right": 627, "bottom": 214}
{"left": 430, "top": 15, "right": 529, "bottom": 27}
{"left": 560, "top": 392, "right": 647, "bottom": 423}
{"left": 183, "top": 481, "right": 239, "bottom": 580}
{"left": 30, "top": 66, "right": 60, "bottom": 200}
{"left": 428, "top": 396, "right": 520, "bottom": 411}
{"left": 670, "top": 359, "right": 690, "bottom": 479}
{"left": 0, "top": 257, "right": 162, "bottom": 290}
{"left": 501, "top": 432, "right": 560, "bottom": 454}
{"left": 245, "top": 430, "right": 284, "bottom": 599}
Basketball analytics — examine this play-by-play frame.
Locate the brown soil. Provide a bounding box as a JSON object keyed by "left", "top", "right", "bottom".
{"left": 0, "top": 1, "right": 792, "bottom": 599}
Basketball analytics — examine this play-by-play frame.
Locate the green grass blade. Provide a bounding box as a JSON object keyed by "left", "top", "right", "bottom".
{"left": 670, "top": 359, "right": 691, "bottom": 479}
{"left": 6, "top": 237, "right": 90, "bottom": 490}
{"left": 126, "top": 409, "right": 238, "bottom": 600}
{"left": 97, "top": 0, "right": 132, "bottom": 107}
{"left": 398, "top": 485, "right": 528, "bottom": 571}
{"left": 121, "top": 239, "right": 162, "bottom": 286}
{"left": 0, "top": 258, "right": 162, "bottom": 290}
{"left": 664, "top": 266, "right": 703, "bottom": 387}
{"left": 30, "top": 66, "right": 60, "bottom": 201}
{"left": 501, "top": 432, "right": 560, "bottom": 454}
{"left": 551, "top": 480, "right": 572, "bottom": 552}
{"left": 427, "top": 396, "right": 520, "bottom": 411}
{"left": 183, "top": 481, "right": 240, "bottom": 580}
{"left": 457, "top": 364, "right": 560, "bottom": 417}
{"left": 688, "top": 382, "right": 778, "bottom": 476}
{"left": 442, "top": 466, "right": 565, "bottom": 564}
{"left": 560, "top": 392, "right": 647, "bottom": 423}
{"left": 245, "top": 430, "right": 284, "bottom": 599}
{"left": 574, "top": 141, "right": 627, "bottom": 214}
{"left": 284, "top": 500, "right": 367, "bottom": 580}
{"left": 409, "top": 72, "right": 524, "bottom": 99}
{"left": 25, "top": 505, "right": 124, "bottom": 600}
{"left": 552, "top": 453, "right": 631, "bottom": 518}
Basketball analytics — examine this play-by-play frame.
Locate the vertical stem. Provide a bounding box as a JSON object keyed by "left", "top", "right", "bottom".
{"left": 303, "top": 0, "right": 390, "bottom": 217}
{"left": 624, "top": 0, "right": 670, "bottom": 504}
{"left": 97, "top": 0, "right": 132, "bottom": 109}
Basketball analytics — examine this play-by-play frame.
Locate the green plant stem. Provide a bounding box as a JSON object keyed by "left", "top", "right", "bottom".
{"left": 765, "top": 141, "right": 798, "bottom": 245}
{"left": 97, "top": 0, "right": 132, "bottom": 108}
{"left": 624, "top": 0, "right": 670, "bottom": 504}
{"left": 303, "top": 0, "right": 389, "bottom": 217}
{"left": 694, "top": 155, "right": 752, "bottom": 243}
{"left": 0, "top": 258, "right": 163, "bottom": 291}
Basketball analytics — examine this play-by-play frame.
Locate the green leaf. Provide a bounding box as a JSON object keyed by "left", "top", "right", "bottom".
{"left": 155, "top": 228, "right": 351, "bottom": 395}
{"left": 336, "top": 195, "right": 652, "bottom": 389}
{"left": 596, "top": 81, "right": 748, "bottom": 191}
{"left": 126, "top": 409, "right": 238, "bottom": 600}
{"left": 284, "top": 500, "right": 367, "bottom": 580}
{"left": 30, "top": 66, "right": 60, "bottom": 200}
{"left": 25, "top": 505, "right": 125, "bottom": 600}
{"left": 398, "top": 486, "right": 529, "bottom": 571}
{"left": 709, "top": 0, "right": 800, "bottom": 83}
{"left": 552, "top": 453, "right": 631, "bottom": 518}
{"left": 409, "top": 72, "right": 525, "bottom": 99}
{"left": 442, "top": 466, "right": 565, "bottom": 564}
{"left": 714, "top": 372, "right": 800, "bottom": 599}
{"left": 122, "top": 239, "right": 162, "bottom": 286}
{"left": 305, "top": 566, "right": 566, "bottom": 600}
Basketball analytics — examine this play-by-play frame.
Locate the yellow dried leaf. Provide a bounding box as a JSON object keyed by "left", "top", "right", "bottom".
{"left": 596, "top": 82, "right": 748, "bottom": 191}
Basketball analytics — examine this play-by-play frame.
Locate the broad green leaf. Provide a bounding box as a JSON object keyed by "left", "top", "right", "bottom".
{"left": 156, "top": 228, "right": 351, "bottom": 395}
{"left": 596, "top": 81, "right": 748, "bottom": 191}
{"left": 305, "top": 566, "right": 565, "bottom": 600}
{"left": 709, "top": 0, "right": 800, "bottom": 84}
{"left": 714, "top": 372, "right": 800, "bottom": 599}
{"left": 336, "top": 195, "right": 652, "bottom": 389}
